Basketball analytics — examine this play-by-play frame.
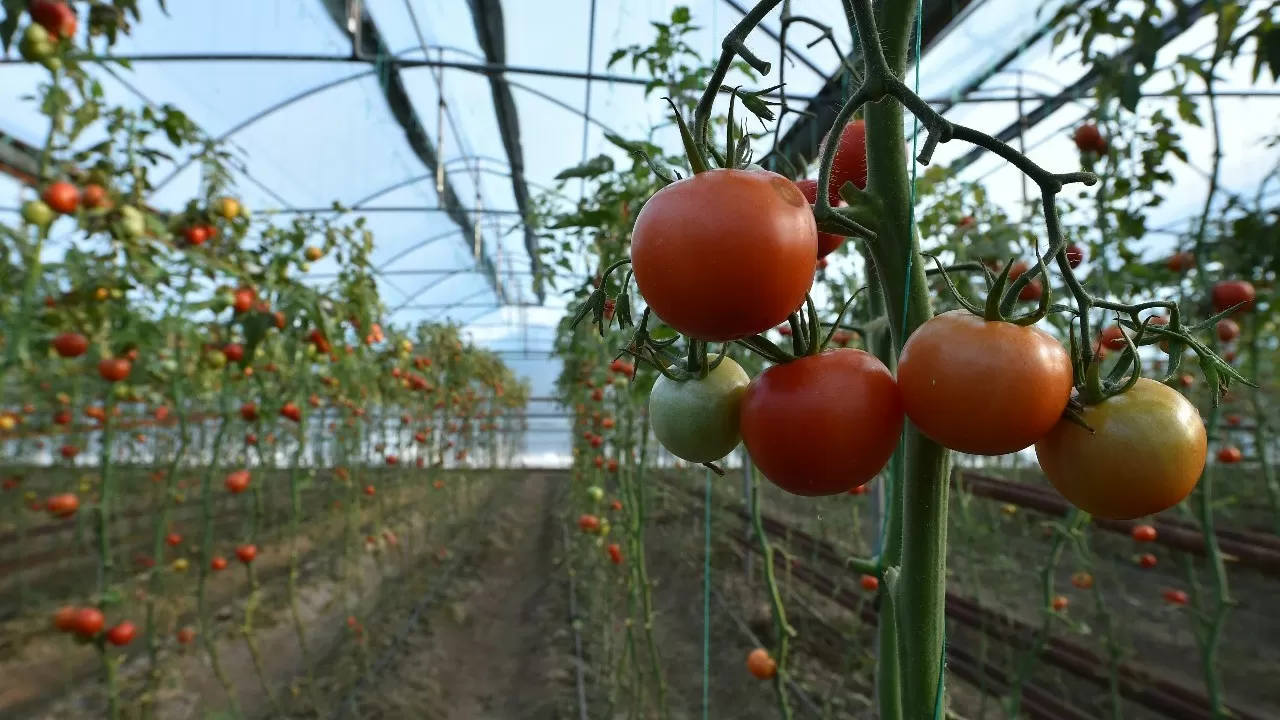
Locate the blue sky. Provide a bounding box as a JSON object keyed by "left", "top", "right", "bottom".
{"left": 2, "top": 0, "right": 1278, "bottom": 463}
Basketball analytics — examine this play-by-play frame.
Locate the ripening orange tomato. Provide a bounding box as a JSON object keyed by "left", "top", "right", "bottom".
{"left": 898, "top": 311, "right": 1072, "bottom": 456}
{"left": 746, "top": 648, "right": 777, "bottom": 680}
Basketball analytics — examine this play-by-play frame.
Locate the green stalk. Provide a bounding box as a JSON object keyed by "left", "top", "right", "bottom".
{"left": 1248, "top": 316, "right": 1280, "bottom": 534}
{"left": 632, "top": 421, "right": 667, "bottom": 718}
{"left": 98, "top": 393, "right": 120, "bottom": 720}
{"left": 750, "top": 465, "right": 793, "bottom": 720}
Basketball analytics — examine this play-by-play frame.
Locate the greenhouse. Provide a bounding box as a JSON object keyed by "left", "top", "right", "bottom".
{"left": 1, "top": 0, "right": 1279, "bottom": 718}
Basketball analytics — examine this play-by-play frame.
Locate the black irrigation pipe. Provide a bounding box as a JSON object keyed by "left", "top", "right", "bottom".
{"left": 327, "top": 484, "right": 510, "bottom": 720}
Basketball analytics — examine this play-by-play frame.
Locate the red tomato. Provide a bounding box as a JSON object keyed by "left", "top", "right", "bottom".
{"left": 165, "top": 532, "right": 182, "bottom": 547}
{"left": 1163, "top": 589, "right": 1188, "bottom": 606}
{"left": 630, "top": 169, "right": 817, "bottom": 342}
{"left": 281, "top": 403, "right": 301, "bottom": 422}
{"left": 578, "top": 514, "right": 600, "bottom": 533}
{"left": 1099, "top": 325, "right": 1128, "bottom": 351}
{"left": 233, "top": 288, "right": 255, "bottom": 314}
{"left": 98, "top": 357, "right": 131, "bottom": 382}
{"left": 53, "top": 410, "right": 71, "bottom": 425}
{"left": 821, "top": 119, "right": 868, "bottom": 201}
{"left": 1065, "top": 243, "right": 1085, "bottom": 268}
{"left": 46, "top": 493, "right": 78, "bottom": 517}
{"left": 71, "top": 607, "right": 104, "bottom": 637}
{"left": 53, "top": 332, "right": 89, "bottom": 358}
{"left": 82, "top": 184, "right": 108, "bottom": 209}
{"left": 1051, "top": 595, "right": 1069, "bottom": 611}
{"left": 235, "top": 544, "right": 257, "bottom": 563}
{"left": 1167, "top": 251, "right": 1195, "bottom": 273}
{"left": 1073, "top": 123, "right": 1106, "bottom": 153}
{"left": 1006, "top": 261, "right": 1043, "bottom": 302}
{"left": 1217, "top": 446, "right": 1242, "bottom": 464}
{"left": 607, "top": 543, "right": 623, "bottom": 565}
{"left": 224, "top": 470, "right": 250, "bottom": 494}
{"left": 746, "top": 648, "right": 777, "bottom": 680}
{"left": 60, "top": 444, "right": 79, "bottom": 459}
{"left": 1225, "top": 414, "right": 1242, "bottom": 426}
{"left": 898, "top": 311, "right": 1072, "bottom": 455}
{"left": 1070, "top": 572, "right": 1094, "bottom": 589}
{"left": 860, "top": 575, "right": 879, "bottom": 592}
{"left": 1131, "top": 524, "right": 1157, "bottom": 543}
{"left": 30, "top": 0, "right": 77, "bottom": 39}
{"left": 176, "top": 627, "right": 196, "bottom": 645}
{"left": 183, "top": 226, "right": 209, "bottom": 246}
{"left": 211, "top": 556, "right": 228, "bottom": 571}
{"left": 240, "top": 402, "right": 258, "bottom": 421}
{"left": 1212, "top": 281, "right": 1255, "bottom": 316}
{"left": 1138, "top": 553, "right": 1158, "bottom": 569}
{"left": 106, "top": 622, "right": 136, "bottom": 646}
{"left": 364, "top": 484, "right": 376, "bottom": 496}
{"left": 1216, "top": 318, "right": 1240, "bottom": 342}
{"left": 222, "top": 343, "right": 244, "bottom": 363}
{"left": 53, "top": 606, "right": 77, "bottom": 632}
{"left": 795, "top": 178, "right": 846, "bottom": 258}
{"left": 740, "top": 349, "right": 902, "bottom": 495}
{"left": 41, "top": 181, "right": 80, "bottom": 214}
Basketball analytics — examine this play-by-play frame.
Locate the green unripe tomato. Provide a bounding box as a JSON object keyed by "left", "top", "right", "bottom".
{"left": 300, "top": 262, "right": 311, "bottom": 273}
{"left": 649, "top": 355, "right": 750, "bottom": 463}
{"left": 23, "top": 24, "right": 51, "bottom": 47}
{"left": 40, "top": 55, "right": 62, "bottom": 73}
{"left": 21, "top": 200, "right": 54, "bottom": 227}
{"left": 205, "top": 351, "right": 227, "bottom": 370}
{"left": 113, "top": 384, "right": 131, "bottom": 400}
{"left": 119, "top": 206, "right": 145, "bottom": 238}
{"left": 587, "top": 486, "right": 604, "bottom": 502}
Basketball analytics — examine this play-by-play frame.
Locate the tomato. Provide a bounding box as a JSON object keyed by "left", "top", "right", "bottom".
{"left": 211, "top": 556, "right": 228, "bottom": 571}
{"left": 1167, "top": 251, "right": 1195, "bottom": 273}
{"left": 52, "top": 332, "right": 88, "bottom": 358}
{"left": 82, "top": 184, "right": 108, "bottom": 209}
{"left": 224, "top": 470, "right": 250, "bottom": 494}
{"left": 820, "top": 119, "right": 868, "bottom": 201}
{"left": 1099, "top": 325, "right": 1128, "bottom": 351}
{"left": 1051, "top": 595, "right": 1069, "bottom": 611}
{"left": 22, "top": 200, "right": 54, "bottom": 226}
{"left": 1179, "top": 374, "right": 1194, "bottom": 388}
{"left": 235, "top": 544, "right": 257, "bottom": 563}
{"left": 740, "top": 349, "right": 901, "bottom": 495}
{"left": 795, "top": 179, "right": 846, "bottom": 258}
{"left": 364, "top": 484, "right": 376, "bottom": 496}
{"left": 578, "top": 514, "right": 600, "bottom": 533}
{"left": 1035, "top": 378, "right": 1206, "bottom": 520}
{"left": 59, "top": 444, "right": 79, "bottom": 459}
{"left": 53, "top": 410, "right": 71, "bottom": 425}
{"left": 1138, "top": 553, "right": 1158, "bottom": 569}
{"left": 165, "top": 532, "right": 182, "bottom": 547}
{"left": 40, "top": 181, "right": 80, "bottom": 215}
{"left": 183, "top": 226, "right": 209, "bottom": 246}
{"left": 1214, "top": 318, "right": 1240, "bottom": 343}
{"left": 98, "top": 357, "right": 131, "bottom": 382}
{"left": 1163, "top": 589, "right": 1188, "bottom": 606}
{"left": 746, "top": 648, "right": 776, "bottom": 680}
{"left": 1212, "top": 281, "right": 1255, "bottom": 316}
{"left": 610, "top": 499, "right": 623, "bottom": 511}
{"left": 216, "top": 196, "right": 242, "bottom": 219}
{"left": 233, "top": 287, "right": 255, "bottom": 313}
{"left": 860, "top": 575, "right": 879, "bottom": 592}
{"left": 106, "top": 622, "right": 136, "bottom": 647}
{"left": 240, "top": 402, "right": 258, "bottom": 421}
{"left": 176, "top": 627, "right": 196, "bottom": 645}
{"left": 1225, "top": 414, "right": 1242, "bottom": 426}
{"left": 30, "top": 0, "right": 77, "bottom": 39}
{"left": 630, "top": 169, "right": 817, "bottom": 341}
{"left": 222, "top": 343, "right": 244, "bottom": 363}
{"left": 71, "top": 607, "right": 104, "bottom": 637}
{"left": 1073, "top": 123, "right": 1106, "bottom": 154}
{"left": 245, "top": 432, "right": 258, "bottom": 446}
{"left": 53, "top": 606, "right": 77, "bottom": 632}
{"left": 898, "top": 311, "right": 1072, "bottom": 455}
{"left": 607, "top": 543, "right": 623, "bottom": 565}
{"left": 281, "top": 403, "right": 301, "bottom": 422}
{"left": 1131, "top": 524, "right": 1157, "bottom": 543}
{"left": 649, "top": 356, "right": 749, "bottom": 463}
{"left": 46, "top": 493, "right": 78, "bottom": 517}
{"left": 1070, "top": 572, "right": 1093, "bottom": 589}
{"left": 1065, "top": 243, "right": 1085, "bottom": 268}
{"left": 1006, "top": 261, "right": 1043, "bottom": 302}
{"left": 1217, "top": 446, "right": 1242, "bottom": 464}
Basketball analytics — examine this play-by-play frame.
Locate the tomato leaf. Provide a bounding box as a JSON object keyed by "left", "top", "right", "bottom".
{"left": 554, "top": 154, "right": 615, "bottom": 181}
{"left": 0, "top": 0, "right": 23, "bottom": 54}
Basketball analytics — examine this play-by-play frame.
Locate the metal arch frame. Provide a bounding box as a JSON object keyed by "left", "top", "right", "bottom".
{"left": 388, "top": 269, "right": 472, "bottom": 313}
{"left": 374, "top": 228, "right": 463, "bottom": 270}
{"left": 424, "top": 288, "right": 497, "bottom": 322}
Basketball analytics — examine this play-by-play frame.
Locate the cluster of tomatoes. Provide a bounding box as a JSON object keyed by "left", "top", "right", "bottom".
{"left": 625, "top": 117, "right": 1245, "bottom": 521}
{"left": 52, "top": 606, "right": 136, "bottom": 647}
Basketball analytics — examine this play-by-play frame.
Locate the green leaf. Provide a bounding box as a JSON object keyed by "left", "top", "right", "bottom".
{"left": 671, "top": 6, "right": 691, "bottom": 25}
{"left": 0, "top": 0, "right": 24, "bottom": 54}
{"left": 607, "top": 48, "right": 627, "bottom": 69}
{"left": 1119, "top": 70, "right": 1143, "bottom": 113}
{"left": 554, "top": 154, "right": 615, "bottom": 181}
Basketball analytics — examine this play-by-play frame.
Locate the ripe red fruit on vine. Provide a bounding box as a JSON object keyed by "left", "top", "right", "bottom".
{"left": 1100, "top": 325, "right": 1128, "bottom": 351}
{"left": 1006, "top": 261, "right": 1044, "bottom": 302}
{"left": 30, "top": 0, "right": 77, "bottom": 39}
{"left": 630, "top": 169, "right": 817, "bottom": 342}
{"left": 740, "top": 349, "right": 902, "bottom": 496}
{"left": 1225, "top": 414, "right": 1242, "bottom": 426}
{"left": 46, "top": 493, "right": 78, "bottom": 517}
{"left": 606, "top": 459, "right": 619, "bottom": 472}
{"left": 1065, "top": 243, "right": 1085, "bottom": 268}
{"left": 607, "top": 543, "right": 623, "bottom": 565}
{"left": 1212, "top": 281, "right": 1255, "bottom": 316}
{"left": 53, "top": 332, "right": 88, "bottom": 358}
{"left": 1051, "top": 595, "right": 1069, "bottom": 611}
{"left": 1167, "top": 251, "right": 1195, "bottom": 273}
{"left": 224, "top": 470, "right": 250, "bottom": 494}
{"left": 222, "top": 343, "right": 244, "bottom": 363}
{"left": 1179, "top": 374, "right": 1195, "bottom": 389}
{"left": 240, "top": 402, "right": 258, "bottom": 421}
{"left": 821, "top": 119, "right": 869, "bottom": 200}
{"left": 746, "top": 648, "right": 777, "bottom": 680}
{"left": 1163, "top": 589, "right": 1188, "bottom": 606}
{"left": 1216, "top": 318, "right": 1240, "bottom": 343}
{"left": 53, "top": 410, "right": 71, "bottom": 425}
{"left": 1131, "top": 524, "right": 1157, "bottom": 543}
{"left": 41, "top": 181, "right": 80, "bottom": 214}
{"left": 235, "top": 544, "right": 257, "bottom": 563}
{"left": 106, "top": 622, "right": 136, "bottom": 647}
{"left": 898, "top": 311, "right": 1072, "bottom": 456}
{"left": 98, "top": 357, "right": 131, "bottom": 382}
{"left": 1073, "top": 123, "right": 1107, "bottom": 154}
{"left": 1217, "top": 446, "right": 1242, "bottom": 464}
{"left": 71, "top": 607, "right": 104, "bottom": 637}
{"left": 1138, "top": 553, "right": 1158, "bottom": 569}
{"left": 578, "top": 514, "right": 600, "bottom": 533}
{"left": 364, "top": 484, "right": 376, "bottom": 496}
{"left": 165, "top": 532, "right": 182, "bottom": 547}
{"left": 281, "top": 403, "right": 301, "bottom": 422}
{"left": 795, "top": 178, "right": 847, "bottom": 258}
{"left": 53, "top": 606, "right": 77, "bottom": 632}
{"left": 211, "top": 556, "right": 228, "bottom": 571}
{"left": 232, "top": 287, "right": 255, "bottom": 314}
{"left": 60, "top": 444, "right": 79, "bottom": 459}
{"left": 183, "top": 226, "right": 209, "bottom": 246}
{"left": 1070, "top": 571, "right": 1093, "bottom": 590}
{"left": 610, "top": 499, "right": 623, "bottom": 511}
{"left": 860, "top": 575, "right": 879, "bottom": 592}
{"left": 245, "top": 432, "right": 258, "bottom": 446}
{"left": 82, "top": 184, "right": 108, "bottom": 209}
{"left": 176, "top": 627, "right": 196, "bottom": 645}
